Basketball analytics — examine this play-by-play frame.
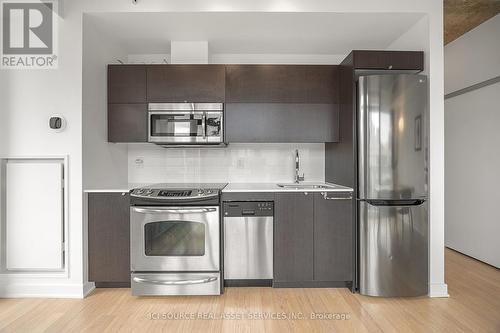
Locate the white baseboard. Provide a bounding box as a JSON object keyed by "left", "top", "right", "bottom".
{"left": 429, "top": 283, "right": 449, "bottom": 297}
{"left": 0, "top": 281, "right": 95, "bottom": 299}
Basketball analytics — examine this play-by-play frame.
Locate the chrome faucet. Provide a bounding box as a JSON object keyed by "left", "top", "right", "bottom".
{"left": 294, "top": 149, "right": 305, "bottom": 183}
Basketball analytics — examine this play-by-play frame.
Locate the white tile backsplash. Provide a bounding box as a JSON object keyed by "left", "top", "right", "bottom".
{"left": 128, "top": 143, "right": 325, "bottom": 184}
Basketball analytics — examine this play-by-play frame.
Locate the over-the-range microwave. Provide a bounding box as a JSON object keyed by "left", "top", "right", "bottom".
{"left": 148, "top": 103, "right": 224, "bottom": 147}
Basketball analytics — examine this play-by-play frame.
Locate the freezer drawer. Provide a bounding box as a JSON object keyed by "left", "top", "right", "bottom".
{"left": 131, "top": 272, "right": 220, "bottom": 296}
{"left": 359, "top": 200, "right": 428, "bottom": 297}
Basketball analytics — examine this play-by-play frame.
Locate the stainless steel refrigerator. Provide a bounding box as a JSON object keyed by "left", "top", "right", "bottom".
{"left": 358, "top": 74, "right": 429, "bottom": 297}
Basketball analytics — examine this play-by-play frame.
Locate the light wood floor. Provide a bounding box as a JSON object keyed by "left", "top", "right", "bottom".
{"left": 0, "top": 249, "right": 499, "bottom": 333}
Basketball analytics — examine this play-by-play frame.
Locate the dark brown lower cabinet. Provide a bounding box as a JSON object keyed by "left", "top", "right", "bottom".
{"left": 88, "top": 192, "right": 130, "bottom": 287}
{"left": 274, "top": 192, "right": 314, "bottom": 284}
{"left": 313, "top": 192, "right": 352, "bottom": 282}
{"left": 274, "top": 191, "right": 353, "bottom": 287}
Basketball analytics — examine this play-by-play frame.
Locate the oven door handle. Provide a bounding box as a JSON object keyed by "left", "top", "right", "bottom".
{"left": 132, "top": 207, "right": 217, "bottom": 214}
{"left": 133, "top": 276, "right": 218, "bottom": 285}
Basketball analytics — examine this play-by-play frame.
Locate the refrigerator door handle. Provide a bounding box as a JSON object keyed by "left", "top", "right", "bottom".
{"left": 365, "top": 199, "right": 425, "bottom": 206}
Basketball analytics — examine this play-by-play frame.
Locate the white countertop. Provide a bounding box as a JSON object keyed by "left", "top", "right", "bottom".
{"left": 84, "top": 182, "right": 353, "bottom": 193}
{"left": 83, "top": 183, "right": 150, "bottom": 193}
{"left": 222, "top": 182, "right": 353, "bottom": 193}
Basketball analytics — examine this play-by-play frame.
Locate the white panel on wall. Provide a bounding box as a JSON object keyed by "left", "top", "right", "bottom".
{"left": 5, "top": 160, "right": 64, "bottom": 271}
{"left": 128, "top": 143, "right": 325, "bottom": 184}
{"left": 444, "top": 14, "right": 500, "bottom": 95}
{"left": 445, "top": 82, "right": 500, "bottom": 268}
{"left": 444, "top": 14, "right": 500, "bottom": 269}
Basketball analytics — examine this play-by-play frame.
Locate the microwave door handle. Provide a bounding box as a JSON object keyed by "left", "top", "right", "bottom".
{"left": 201, "top": 112, "right": 206, "bottom": 139}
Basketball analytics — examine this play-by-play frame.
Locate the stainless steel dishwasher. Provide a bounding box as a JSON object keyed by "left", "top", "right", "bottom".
{"left": 223, "top": 202, "right": 273, "bottom": 284}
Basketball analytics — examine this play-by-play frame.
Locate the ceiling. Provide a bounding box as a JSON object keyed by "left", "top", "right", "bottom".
{"left": 86, "top": 12, "right": 424, "bottom": 56}
{"left": 444, "top": 0, "right": 500, "bottom": 44}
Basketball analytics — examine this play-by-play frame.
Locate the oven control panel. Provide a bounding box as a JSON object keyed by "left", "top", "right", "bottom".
{"left": 131, "top": 188, "right": 219, "bottom": 200}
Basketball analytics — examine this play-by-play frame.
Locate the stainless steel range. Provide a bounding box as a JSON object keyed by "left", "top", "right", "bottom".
{"left": 130, "top": 183, "right": 227, "bottom": 296}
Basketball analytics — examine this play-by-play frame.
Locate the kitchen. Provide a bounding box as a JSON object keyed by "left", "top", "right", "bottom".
{"left": 0, "top": 2, "right": 499, "bottom": 332}
{"left": 83, "top": 9, "right": 428, "bottom": 296}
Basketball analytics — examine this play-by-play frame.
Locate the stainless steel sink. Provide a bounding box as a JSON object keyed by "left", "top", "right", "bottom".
{"left": 276, "top": 183, "right": 336, "bottom": 190}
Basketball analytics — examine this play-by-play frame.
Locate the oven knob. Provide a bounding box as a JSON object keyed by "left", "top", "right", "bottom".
{"left": 145, "top": 190, "right": 154, "bottom": 196}
{"left": 197, "top": 189, "right": 204, "bottom": 195}
{"left": 206, "top": 190, "right": 213, "bottom": 194}
{"left": 136, "top": 189, "right": 145, "bottom": 195}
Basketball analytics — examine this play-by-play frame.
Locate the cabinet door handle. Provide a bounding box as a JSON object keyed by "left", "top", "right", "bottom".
{"left": 321, "top": 192, "right": 352, "bottom": 200}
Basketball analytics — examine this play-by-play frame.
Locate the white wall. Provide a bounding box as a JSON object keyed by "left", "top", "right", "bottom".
{"left": 127, "top": 54, "right": 171, "bottom": 64}
{"left": 0, "top": 6, "right": 87, "bottom": 297}
{"left": 171, "top": 41, "right": 209, "bottom": 64}
{"left": 445, "top": 14, "right": 500, "bottom": 94}
{"left": 386, "top": 14, "right": 448, "bottom": 297}
{"left": 211, "top": 54, "right": 345, "bottom": 64}
{"left": 129, "top": 144, "right": 325, "bottom": 184}
{"left": 0, "top": 0, "right": 445, "bottom": 298}
{"left": 82, "top": 14, "right": 129, "bottom": 190}
{"left": 444, "top": 14, "right": 500, "bottom": 268}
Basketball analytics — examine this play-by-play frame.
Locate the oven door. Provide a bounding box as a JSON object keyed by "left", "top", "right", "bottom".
{"left": 130, "top": 206, "right": 220, "bottom": 272}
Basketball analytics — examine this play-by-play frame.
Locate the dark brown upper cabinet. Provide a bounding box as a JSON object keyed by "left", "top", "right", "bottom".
{"left": 225, "top": 103, "right": 339, "bottom": 143}
{"left": 226, "top": 65, "right": 338, "bottom": 103}
{"left": 108, "top": 65, "right": 147, "bottom": 103}
{"left": 108, "top": 103, "right": 147, "bottom": 143}
{"left": 225, "top": 65, "right": 339, "bottom": 143}
{"left": 146, "top": 65, "right": 225, "bottom": 102}
{"left": 350, "top": 50, "right": 424, "bottom": 71}
{"left": 108, "top": 65, "right": 147, "bottom": 143}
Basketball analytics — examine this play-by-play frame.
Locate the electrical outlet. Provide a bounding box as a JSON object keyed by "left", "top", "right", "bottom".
{"left": 135, "top": 158, "right": 144, "bottom": 169}
{"left": 236, "top": 158, "right": 245, "bottom": 169}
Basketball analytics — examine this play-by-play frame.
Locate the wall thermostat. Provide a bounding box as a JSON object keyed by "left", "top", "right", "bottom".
{"left": 49, "top": 115, "right": 66, "bottom": 132}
